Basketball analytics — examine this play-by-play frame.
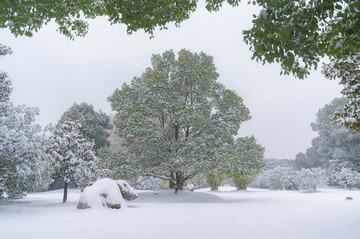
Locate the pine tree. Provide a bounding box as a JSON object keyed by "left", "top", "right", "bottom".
{"left": 48, "top": 120, "right": 99, "bottom": 202}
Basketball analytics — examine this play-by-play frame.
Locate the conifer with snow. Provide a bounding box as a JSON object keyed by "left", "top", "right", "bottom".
{"left": 0, "top": 45, "right": 52, "bottom": 198}
{"left": 48, "top": 120, "right": 99, "bottom": 202}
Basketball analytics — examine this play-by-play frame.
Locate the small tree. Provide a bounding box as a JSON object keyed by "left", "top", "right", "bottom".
{"left": 48, "top": 120, "right": 99, "bottom": 202}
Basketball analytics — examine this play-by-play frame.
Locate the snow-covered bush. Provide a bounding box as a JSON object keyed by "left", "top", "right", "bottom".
{"left": 327, "top": 160, "right": 355, "bottom": 186}
{"left": 232, "top": 174, "right": 257, "bottom": 190}
{"left": 247, "top": 173, "right": 268, "bottom": 189}
{"left": 265, "top": 166, "right": 297, "bottom": 190}
{"left": 334, "top": 168, "right": 360, "bottom": 189}
{"left": 296, "top": 168, "right": 328, "bottom": 192}
{"left": 185, "top": 183, "right": 195, "bottom": 191}
{"left": 136, "top": 177, "right": 168, "bottom": 190}
{"left": 187, "top": 174, "right": 207, "bottom": 190}
{"left": 77, "top": 178, "right": 126, "bottom": 209}
{"left": 204, "top": 174, "right": 224, "bottom": 191}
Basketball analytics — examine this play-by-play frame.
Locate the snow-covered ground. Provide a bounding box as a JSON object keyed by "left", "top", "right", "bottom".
{"left": 1, "top": 186, "right": 360, "bottom": 239}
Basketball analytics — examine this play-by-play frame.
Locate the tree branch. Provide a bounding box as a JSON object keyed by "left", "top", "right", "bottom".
{"left": 144, "top": 173, "right": 176, "bottom": 184}
{"left": 182, "top": 171, "right": 197, "bottom": 182}
{"left": 130, "top": 176, "right": 151, "bottom": 187}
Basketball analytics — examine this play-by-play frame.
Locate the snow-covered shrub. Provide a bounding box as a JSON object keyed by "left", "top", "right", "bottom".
{"left": 136, "top": 177, "right": 167, "bottom": 190}
{"left": 187, "top": 174, "right": 207, "bottom": 189}
{"left": 248, "top": 174, "right": 268, "bottom": 189}
{"left": 265, "top": 167, "right": 284, "bottom": 190}
{"left": 185, "top": 183, "right": 195, "bottom": 191}
{"left": 264, "top": 166, "right": 297, "bottom": 190}
{"left": 232, "top": 174, "right": 257, "bottom": 190}
{"left": 204, "top": 174, "right": 224, "bottom": 191}
{"left": 296, "top": 168, "right": 328, "bottom": 192}
{"left": 335, "top": 168, "right": 360, "bottom": 189}
{"left": 77, "top": 178, "right": 126, "bottom": 209}
{"left": 327, "top": 160, "right": 355, "bottom": 186}
{"left": 282, "top": 169, "right": 298, "bottom": 190}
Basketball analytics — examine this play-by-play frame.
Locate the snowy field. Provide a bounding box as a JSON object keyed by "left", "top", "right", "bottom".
{"left": 1, "top": 186, "right": 360, "bottom": 239}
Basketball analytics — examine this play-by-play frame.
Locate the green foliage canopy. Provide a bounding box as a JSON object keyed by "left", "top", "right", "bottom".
{"left": 322, "top": 53, "right": 360, "bottom": 133}
{"left": 1, "top": 0, "right": 242, "bottom": 39}
{"left": 295, "top": 97, "right": 360, "bottom": 171}
{"left": 108, "top": 49, "right": 263, "bottom": 190}
{"left": 60, "top": 102, "right": 112, "bottom": 151}
{"left": 244, "top": 0, "right": 360, "bottom": 79}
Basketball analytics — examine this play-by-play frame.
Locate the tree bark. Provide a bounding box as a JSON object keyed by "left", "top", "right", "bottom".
{"left": 174, "top": 171, "right": 184, "bottom": 194}
{"left": 63, "top": 182, "right": 68, "bottom": 203}
{"left": 169, "top": 171, "right": 176, "bottom": 189}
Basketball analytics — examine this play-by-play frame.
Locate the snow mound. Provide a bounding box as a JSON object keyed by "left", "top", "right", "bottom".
{"left": 77, "top": 178, "right": 126, "bottom": 209}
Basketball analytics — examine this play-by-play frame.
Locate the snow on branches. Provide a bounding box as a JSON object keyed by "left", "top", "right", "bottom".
{"left": 47, "top": 120, "right": 99, "bottom": 197}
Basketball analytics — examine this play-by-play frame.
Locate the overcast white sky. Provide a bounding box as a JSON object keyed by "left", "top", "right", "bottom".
{"left": 0, "top": 4, "right": 341, "bottom": 159}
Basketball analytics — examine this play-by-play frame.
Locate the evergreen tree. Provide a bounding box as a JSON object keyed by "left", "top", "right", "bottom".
{"left": 296, "top": 98, "right": 360, "bottom": 172}
{"left": 0, "top": 45, "right": 52, "bottom": 198}
{"left": 60, "top": 102, "right": 112, "bottom": 151}
{"left": 47, "top": 120, "right": 99, "bottom": 202}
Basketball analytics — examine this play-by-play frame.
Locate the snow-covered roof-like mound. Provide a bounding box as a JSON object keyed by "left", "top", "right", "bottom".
{"left": 77, "top": 178, "right": 126, "bottom": 209}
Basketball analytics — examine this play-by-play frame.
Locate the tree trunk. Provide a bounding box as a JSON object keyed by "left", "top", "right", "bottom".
{"left": 63, "top": 182, "right": 68, "bottom": 203}
{"left": 174, "top": 171, "right": 184, "bottom": 194}
{"left": 169, "top": 171, "right": 176, "bottom": 189}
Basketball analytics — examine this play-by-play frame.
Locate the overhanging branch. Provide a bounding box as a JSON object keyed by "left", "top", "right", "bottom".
{"left": 144, "top": 173, "right": 175, "bottom": 184}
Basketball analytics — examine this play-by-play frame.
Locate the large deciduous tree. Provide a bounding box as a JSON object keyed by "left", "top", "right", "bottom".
{"left": 108, "top": 49, "right": 264, "bottom": 193}
{"left": 60, "top": 102, "right": 112, "bottom": 151}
